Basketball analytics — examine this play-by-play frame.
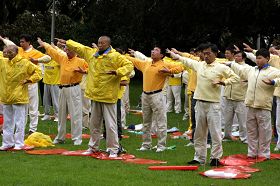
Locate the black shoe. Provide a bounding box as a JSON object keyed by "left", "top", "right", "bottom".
{"left": 210, "top": 159, "right": 221, "bottom": 166}
{"left": 187, "top": 160, "right": 201, "bottom": 165}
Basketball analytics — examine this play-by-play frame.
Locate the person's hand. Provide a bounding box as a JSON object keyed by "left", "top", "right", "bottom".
{"left": 262, "top": 79, "right": 274, "bottom": 85}
{"left": 74, "top": 66, "right": 86, "bottom": 74}
{"left": 243, "top": 43, "right": 254, "bottom": 52}
{"left": 171, "top": 48, "right": 179, "bottom": 54}
{"left": 22, "top": 79, "right": 32, "bottom": 85}
{"left": 37, "top": 37, "right": 45, "bottom": 48}
{"left": 55, "top": 38, "right": 66, "bottom": 44}
{"left": 128, "top": 48, "right": 135, "bottom": 56}
{"left": 159, "top": 67, "right": 171, "bottom": 74}
{"left": 106, "top": 70, "right": 117, "bottom": 75}
{"left": 29, "top": 57, "right": 38, "bottom": 63}
{"left": 212, "top": 80, "right": 225, "bottom": 86}
{"left": 120, "top": 80, "right": 128, "bottom": 86}
{"left": 166, "top": 49, "right": 179, "bottom": 60}
{"left": 92, "top": 43, "right": 98, "bottom": 49}
{"left": 233, "top": 45, "right": 240, "bottom": 52}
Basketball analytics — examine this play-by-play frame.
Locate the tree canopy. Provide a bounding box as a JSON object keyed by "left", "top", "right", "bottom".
{"left": 1, "top": 0, "right": 280, "bottom": 53}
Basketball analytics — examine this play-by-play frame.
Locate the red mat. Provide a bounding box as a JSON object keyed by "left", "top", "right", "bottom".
{"left": 199, "top": 169, "right": 251, "bottom": 179}
{"left": 123, "top": 158, "right": 167, "bottom": 164}
{"left": 91, "top": 152, "right": 135, "bottom": 160}
{"left": 149, "top": 165, "right": 198, "bottom": 171}
{"left": 61, "top": 150, "right": 93, "bottom": 156}
{"left": 270, "top": 153, "right": 280, "bottom": 160}
{"left": 26, "top": 149, "right": 67, "bottom": 155}
{"left": 220, "top": 154, "right": 267, "bottom": 166}
{"left": 9, "top": 145, "right": 34, "bottom": 151}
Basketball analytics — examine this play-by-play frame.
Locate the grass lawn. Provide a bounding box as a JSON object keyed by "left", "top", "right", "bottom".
{"left": 0, "top": 80, "right": 279, "bottom": 186}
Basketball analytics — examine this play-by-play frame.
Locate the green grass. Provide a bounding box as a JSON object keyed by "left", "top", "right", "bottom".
{"left": 0, "top": 80, "right": 279, "bottom": 186}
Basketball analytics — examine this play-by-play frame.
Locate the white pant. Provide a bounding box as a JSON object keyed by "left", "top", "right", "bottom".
{"left": 81, "top": 89, "right": 91, "bottom": 128}
{"left": 194, "top": 101, "right": 223, "bottom": 163}
{"left": 0, "top": 104, "right": 3, "bottom": 115}
{"left": 54, "top": 85, "right": 83, "bottom": 143}
{"left": 247, "top": 107, "right": 271, "bottom": 158}
{"left": 167, "top": 85, "right": 182, "bottom": 113}
{"left": 224, "top": 99, "right": 247, "bottom": 141}
{"left": 183, "top": 85, "right": 189, "bottom": 117}
{"left": 88, "top": 101, "right": 119, "bottom": 153}
{"left": 121, "top": 86, "right": 130, "bottom": 127}
{"left": 27, "top": 83, "right": 39, "bottom": 132}
{"left": 276, "top": 97, "right": 280, "bottom": 149}
{"left": 43, "top": 84, "right": 59, "bottom": 117}
{"left": 2, "top": 104, "right": 26, "bottom": 148}
{"left": 142, "top": 92, "right": 167, "bottom": 150}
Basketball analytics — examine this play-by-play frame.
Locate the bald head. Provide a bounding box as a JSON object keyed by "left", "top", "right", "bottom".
{"left": 98, "top": 36, "right": 111, "bottom": 51}
{"left": 3, "top": 45, "right": 18, "bottom": 60}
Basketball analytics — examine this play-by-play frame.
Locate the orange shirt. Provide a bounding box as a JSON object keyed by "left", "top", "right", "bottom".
{"left": 45, "top": 43, "right": 88, "bottom": 85}
{"left": 127, "top": 56, "right": 184, "bottom": 92}
{"left": 18, "top": 47, "right": 45, "bottom": 65}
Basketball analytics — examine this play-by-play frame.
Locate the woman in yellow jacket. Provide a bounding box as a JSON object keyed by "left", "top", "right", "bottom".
{"left": 0, "top": 45, "right": 42, "bottom": 150}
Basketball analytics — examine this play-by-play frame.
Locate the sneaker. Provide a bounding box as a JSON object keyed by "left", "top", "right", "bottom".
{"left": 53, "top": 117, "right": 58, "bottom": 122}
{"left": 109, "top": 152, "right": 118, "bottom": 158}
{"left": 206, "top": 144, "right": 211, "bottom": 149}
{"left": 187, "top": 160, "right": 201, "bottom": 165}
{"left": 41, "top": 115, "right": 51, "bottom": 121}
{"left": 73, "top": 140, "right": 82, "bottom": 146}
{"left": 118, "top": 145, "right": 127, "bottom": 154}
{"left": 82, "top": 148, "right": 98, "bottom": 155}
{"left": 13, "top": 146, "right": 23, "bottom": 150}
{"left": 0, "top": 146, "right": 14, "bottom": 151}
{"left": 53, "top": 139, "right": 65, "bottom": 144}
{"left": 152, "top": 145, "right": 157, "bottom": 150}
{"left": 138, "top": 146, "right": 151, "bottom": 151}
{"left": 210, "top": 159, "right": 221, "bottom": 166}
{"left": 185, "top": 142, "right": 194, "bottom": 147}
{"left": 38, "top": 113, "right": 45, "bottom": 117}
{"left": 156, "top": 148, "right": 166, "bottom": 153}
{"left": 274, "top": 147, "right": 280, "bottom": 152}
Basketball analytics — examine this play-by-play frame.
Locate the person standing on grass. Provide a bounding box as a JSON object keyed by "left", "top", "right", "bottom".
{"left": 168, "top": 43, "right": 240, "bottom": 166}
{"left": 59, "top": 36, "right": 133, "bottom": 157}
{"left": 0, "top": 34, "right": 51, "bottom": 135}
{"left": 228, "top": 48, "right": 280, "bottom": 159}
{"left": 0, "top": 45, "right": 42, "bottom": 150}
{"left": 126, "top": 47, "right": 184, "bottom": 152}
{"left": 37, "top": 38, "right": 88, "bottom": 146}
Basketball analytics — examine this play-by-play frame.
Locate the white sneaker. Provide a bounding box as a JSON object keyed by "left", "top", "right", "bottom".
{"left": 0, "top": 146, "right": 13, "bottom": 151}
{"left": 73, "top": 140, "right": 82, "bottom": 146}
{"left": 156, "top": 148, "right": 166, "bottom": 153}
{"left": 138, "top": 146, "right": 151, "bottom": 151}
{"left": 41, "top": 115, "right": 51, "bottom": 121}
{"left": 185, "top": 142, "right": 194, "bottom": 147}
{"left": 206, "top": 144, "right": 211, "bottom": 149}
{"left": 274, "top": 147, "right": 279, "bottom": 152}
{"left": 38, "top": 113, "right": 45, "bottom": 117}
{"left": 82, "top": 149, "right": 95, "bottom": 155}
{"left": 109, "top": 152, "right": 118, "bottom": 158}
{"left": 13, "top": 146, "right": 23, "bottom": 150}
{"left": 53, "top": 117, "right": 58, "bottom": 122}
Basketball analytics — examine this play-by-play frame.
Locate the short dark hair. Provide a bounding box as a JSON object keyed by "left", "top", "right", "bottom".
{"left": 225, "top": 46, "right": 235, "bottom": 54}
{"left": 20, "top": 34, "right": 32, "bottom": 42}
{"left": 201, "top": 43, "right": 219, "bottom": 54}
{"left": 154, "top": 46, "right": 166, "bottom": 57}
{"left": 234, "top": 51, "right": 246, "bottom": 59}
{"left": 256, "top": 48, "right": 270, "bottom": 58}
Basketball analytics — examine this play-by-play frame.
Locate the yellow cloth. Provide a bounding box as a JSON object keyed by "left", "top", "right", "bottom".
{"left": 0, "top": 51, "right": 3, "bottom": 57}
{"left": 127, "top": 56, "right": 184, "bottom": 92}
{"left": 24, "top": 132, "right": 54, "bottom": 147}
{"left": 178, "top": 56, "right": 240, "bottom": 103}
{"left": 18, "top": 47, "right": 45, "bottom": 65}
{"left": 232, "top": 63, "right": 280, "bottom": 111}
{"left": 164, "top": 57, "right": 182, "bottom": 86}
{"left": 45, "top": 43, "right": 88, "bottom": 85}
{"left": 66, "top": 40, "right": 134, "bottom": 103}
{"left": 223, "top": 62, "right": 249, "bottom": 101}
{"left": 0, "top": 55, "right": 42, "bottom": 104}
{"left": 43, "top": 59, "right": 60, "bottom": 85}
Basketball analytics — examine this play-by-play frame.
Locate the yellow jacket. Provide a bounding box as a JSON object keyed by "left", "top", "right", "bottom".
{"left": 0, "top": 51, "right": 2, "bottom": 57}
{"left": 231, "top": 63, "right": 280, "bottom": 110}
{"left": 0, "top": 55, "right": 42, "bottom": 104}
{"left": 223, "top": 62, "right": 249, "bottom": 101}
{"left": 43, "top": 59, "right": 60, "bottom": 85}
{"left": 66, "top": 40, "right": 134, "bottom": 103}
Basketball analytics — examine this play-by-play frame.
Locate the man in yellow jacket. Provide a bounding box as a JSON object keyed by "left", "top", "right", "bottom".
{"left": 0, "top": 35, "right": 51, "bottom": 134}
{"left": 37, "top": 38, "right": 88, "bottom": 146}
{"left": 59, "top": 36, "right": 133, "bottom": 157}
{"left": 0, "top": 45, "right": 42, "bottom": 150}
